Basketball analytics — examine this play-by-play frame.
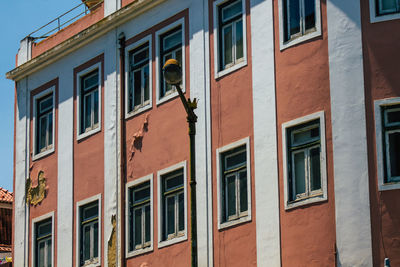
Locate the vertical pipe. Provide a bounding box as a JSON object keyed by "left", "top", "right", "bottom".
{"left": 189, "top": 119, "right": 198, "bottom": 267}
{"left": 118, "top": 32, "right": 126, "bottom": 267}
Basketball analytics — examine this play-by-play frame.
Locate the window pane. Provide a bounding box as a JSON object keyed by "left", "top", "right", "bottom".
{"left": 83, "top": 72, "right": 98, "bottom": 90}
{"left": 226, "top": 175, "right": 236, "bottom": 217}
{"left": 39, "top": 241, "right": 45, "bottom": 267}
{"left": 386, "top": 109, "right": 400, "bottom": 124}
{"left": 165, "top": 174, "right": 184, "bottom": 192}
{"left": 133, "top": 70, "right": 142, "bottom": 107}
{"left": 39, "top": 116, "right": 47, "bottom": 150}
{"left": 83, "top": 225, "right": 91, "bottom": 261}
{"left": 225, "top": 150, "right": 246, "bottom": 170}
{"left": 133, "top": 48, "right": 149, "bottom": 65}
{"left": 223, "top": 25, "right": 233, "bottom": 66}
{"left": 144, "top": 205, "right": 151, "bottom": 243}
{"left": 381, "top": 0, "right": 397, "bottom": 12}
{"left": 47, "top": 239, "right": 52, "bottom": 267}
{"left": 178, "top": 193, "right": 184, "bottom": 231}
{"left": 239, "top": 170, "right": 248, "bottom": 213}
{"left": 143, "top": 65, "right": 150, "bottom": 102}
{"left": 93, "top": 90, "right": 99, "bottom": 126}
{"left": 84, "top": 94, "right": 92, "bottom": 129}
{"left": 294, "top": 151, "right": 306, "bottom": 196}
{"left": 134, "top": 208, "right": 142, "bottom": 247}
{"left": 304, "top": 0, "right": 316, "bottom": 30}
{"left": 48, "top": 113, "right": 53, "bottom": 146}
{"left": 389, "top": 132, "right": 400, "bottom": 177}
{"left": 235, "top": 19, "right": 244, "bottom": 60}
{"left": 40, "top": 96, "right": 53, "bottom": 113}
{"left": 38, "top": 221, "right": 52, "bottom": 237}
{"left": 83, "top": 204, "right": 98, "bottom": 221}
{"left": 293, "top": 126, "right": 319, "bottom": 145}
{"left": 93, "top": 223, "right": 98, "bottom": 258}
{"left": 289, "top": 0, "right": 301, "bottom": 36}
{"left": 134, "top": 186, "right": 150, "bottom": 203}
{"left": 163, "top": 29, "right": 182, "bottom": 51}
{"left": 310, "top": 147, "right": 321, "bottom": 191}
{"left": 222, "top": 1, "right": 242, "bottom": 22}
{"left": 166, "top": 196, "right": 175, "bottom": 236}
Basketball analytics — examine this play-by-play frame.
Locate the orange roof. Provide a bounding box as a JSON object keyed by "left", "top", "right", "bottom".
{"left": 0, "top": 188, "right": 13, "bottom": 204}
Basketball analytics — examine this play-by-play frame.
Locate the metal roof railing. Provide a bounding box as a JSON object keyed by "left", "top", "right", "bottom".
{"left": 27, "top": 0, "right": 104, "bottom": 42}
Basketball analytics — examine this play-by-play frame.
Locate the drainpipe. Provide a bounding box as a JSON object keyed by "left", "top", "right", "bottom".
{"left": 118, "top": 32, "right": 126, "bottom": 267}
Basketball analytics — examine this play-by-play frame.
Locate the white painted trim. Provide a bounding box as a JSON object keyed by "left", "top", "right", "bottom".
{"left": 75, "top": 194, "right": 102, "bottom": 267}
{"left": 157, "top": 161, "right": 188, "bottom": 248}
{"left": 213, "top": 0, "right": 248, "bottom": 79}
{"left": 125, "top": 174, "right": 154, "bottom": 258}
{"left": 281, "top": 111, "right": 327, "bottom": 209}
{"left": 76, "top": 62, "right": 102, "bottom": 141}
{"left": 369, "top": 0, "right": 400, "bottom": 23}
{"left": 326, "top": 1, "right": 373, "bottom": 265}
{"left": 31, "top": 211, "right": 55, "bottom": 267}
{"left": 374, "top": 97, "right": 400, "bottom": 191}
{"left": 278, "top": 0, "right": 322, "bottom": 50}
{"left": 216, "top": 137, "right": 251, "bottom": 230}
{"left": 125, "top": 35, "right": 153, "bottom": 119}
{"left": 155, "top": 18, "right": 186, "bottom": 106}
{"left": 32, "top": 86, "right": 56, "bottom": 161}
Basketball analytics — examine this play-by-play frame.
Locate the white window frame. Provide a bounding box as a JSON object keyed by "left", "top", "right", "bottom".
{"left": 76, "top": 194, "right": 102, "bottom": 267}
{"left": 216, "top": 137, "right": 251, "bottom": 229}
{"left": 125, "top": 174, "right": 154, "bottom": 258}
{"left": 213, "top": 0, "right": 247, "bottom": 79}
{"left": 32, "top": 211, "right": 55, "bottom": 267}
{"left": 370, "top": 0, "right": 400, "bottom": 23}
{"left": 157, "top": 161, "right": 187, "bottom": 248}
{"left": 76, "top": 62, "right": 102, "bottom": 141}
{"left": 32, "top": 86, "right": 56, "bottom": 161}
{"left": 282, "top": 111, "right": 327, "bottom": 209}
{"left": 155, "top": 18, "right": 186, "bottom": 106}
{"left": 374, "top": 97, "right": 400, "bottom": 191}
{"left": 125, "top": 35, "right": 153, "bottom": 119}
{"left": 278, "top": 0, "right": 322, "bottom": 50}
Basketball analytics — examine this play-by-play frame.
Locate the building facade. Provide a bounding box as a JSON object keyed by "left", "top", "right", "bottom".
{"left": 6, "top": 0, "right": 400, "bottom": 266}
{"left": 0, "top": 187, "right": 12, "bottom": 262}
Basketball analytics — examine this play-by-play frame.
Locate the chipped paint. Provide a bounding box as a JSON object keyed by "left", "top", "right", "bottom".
{"left": 107, "top": 215, "right": 117, "bottom": 267}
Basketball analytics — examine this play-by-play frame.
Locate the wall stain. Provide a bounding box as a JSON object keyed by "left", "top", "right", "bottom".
{"left": 129, "top": 114, "right": 149, "bottom": 161}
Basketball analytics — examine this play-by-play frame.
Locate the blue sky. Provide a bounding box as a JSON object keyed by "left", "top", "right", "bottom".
{"left": 0, "top": 0, "right": 80, "bottom": 191}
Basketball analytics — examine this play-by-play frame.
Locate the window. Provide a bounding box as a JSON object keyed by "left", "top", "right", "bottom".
{"left": 129, "top": 182, "right": 151, "bottom": 251}
{"left": 221, "top": 145, "right": 248, "bottom": 222}
{"left": 376, "top": 0, "right": 400, "bottom": 16}
{"left": 80, "top": 69, "right": 99, "bottom": 135}
{"left": 217, "top": 137, "right": 251, "bottom": 229}
{"left": 79, "top": 202, "right": 99, "bottom": 266}
{"left": 36, "top": 94, "right": 53, "bottom": 154}
{"left": 218, "top": 0, "right": 244, "bottom": 71}
{"left": 128, "top": 43, "right": 150, "bottom": 113}
{"left": 282, "top": 111, "right": 327, "bottom": 209}
{"left": 278, "top": 0, "right": 321, "bottom": 49}
{"left": 35, "top": 219, "right": 52, "bottom": 267}
{"left": 159, "top": 26, "right": 183, "bottom": 99}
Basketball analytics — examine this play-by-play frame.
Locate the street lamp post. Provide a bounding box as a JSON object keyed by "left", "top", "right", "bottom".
{"left": 163, "top": 59, "right": 198, "bottom": 267}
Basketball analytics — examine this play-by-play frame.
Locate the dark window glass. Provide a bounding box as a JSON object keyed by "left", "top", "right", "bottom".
{"left": 36, "top": 94, "right": 53, "bottom": 154}
{"left": 80, "top": 70, "right": 99, "bottom": 134}
{"left": 35, "top": 219, "right": 52, "bottom": 267}
{"left": 284, "top": 0, "right": 316, "bottom": 42}
{"left": 129, "top": 43, "right": 150, "bottom": 112}
{"left": 80, "top": 201, "right": 99, "bottom": 266}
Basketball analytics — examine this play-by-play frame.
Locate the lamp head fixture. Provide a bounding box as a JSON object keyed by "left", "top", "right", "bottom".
{"left": 163, "top": 59, "right": 182, "bottom": 85}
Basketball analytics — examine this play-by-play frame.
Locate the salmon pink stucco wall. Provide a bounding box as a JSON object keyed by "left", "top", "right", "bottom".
{"left": 273, "top": 0, "right": 337, "bottom": 266}
{"left": 73, "top": 55, "right": 105, "bottom": 266}
{"left": 209, "top": 0, "right": 257, "bottom": 266}
{"left": 28, "top": 79, "right": 59, "bottom": 267}
{"left": 31, "top": 3, "right": 104, "bottom": 59}
{"left": 124, "top": 10, "right": 192, "bottom": 266}
{"left": 360, "top": 1, "right": 400, "bottom": 266}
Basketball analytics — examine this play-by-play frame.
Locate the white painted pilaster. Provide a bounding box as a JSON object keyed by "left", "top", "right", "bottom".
{"left": 17, "top": 37, "right": 33, "bottom": 66}
{"left": 326, "top": 1, "right": 373, "bottom": 266}
{"left": 104, "top": 0, "right": 121, "bottom": 17}
{"left": 57, "top": 68, "right": 74, "bottom": 266}
{"left": 250, "top": 0, "right": 281, "bottom": 266}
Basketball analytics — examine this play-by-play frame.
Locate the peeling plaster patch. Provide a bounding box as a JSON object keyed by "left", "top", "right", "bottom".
{"left": 129, "top": 114, "right": 149, "bottom": 161}
{"left": 107, "top": 215, "right": 117, "bottom": 267}
{"left": 26, "top": 171, "right": 47, "bottom": 206}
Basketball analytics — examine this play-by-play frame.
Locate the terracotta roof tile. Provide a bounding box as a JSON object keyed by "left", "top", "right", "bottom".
{"left": 0, "top": 188, "right": 13, "bottom": 204}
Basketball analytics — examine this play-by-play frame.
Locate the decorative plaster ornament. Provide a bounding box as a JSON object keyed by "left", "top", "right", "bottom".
{"left": 107, "top": 215, "right": 117, "bottom": 267}
{"left": 26, "top": 171, "right": 47, "bottom": 206}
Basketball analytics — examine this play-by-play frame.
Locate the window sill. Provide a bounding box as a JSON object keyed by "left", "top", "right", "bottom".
{"left": 280, "top": 30, "right": 321, "bottom": 51}
{"left": 218, "top": 215, "right": 251, "bottom": 230}
{"left": 126, "top": 245, "right": 153, "bottom": 259}
{"left": 370, "top": 12, "right": 400, "bottom": 23}
{"left": 215, "top": 60, "right": 247, "bottom": 79}
{"left": 77, "top": 126, "right": 101, "bottom": 141}
{"left": 156, "top": 88, "right": 183, "bottom": 106}
{"left": 32, "top": 147, "right": 55, "bottom": 161}
{"left": 158, "top": 233, "right": 187, "bottom": 249}
{"left": 125, "top": 103, "right": 152, "bottom": 120}
{"left": 285, "top": 193, "right": 327, "bottom": 210}
{"left": 378, "top": 182, "right": 400, "bottom": 191}
{"left": 81, "top": 260, "right": 100, "bottom": 267}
